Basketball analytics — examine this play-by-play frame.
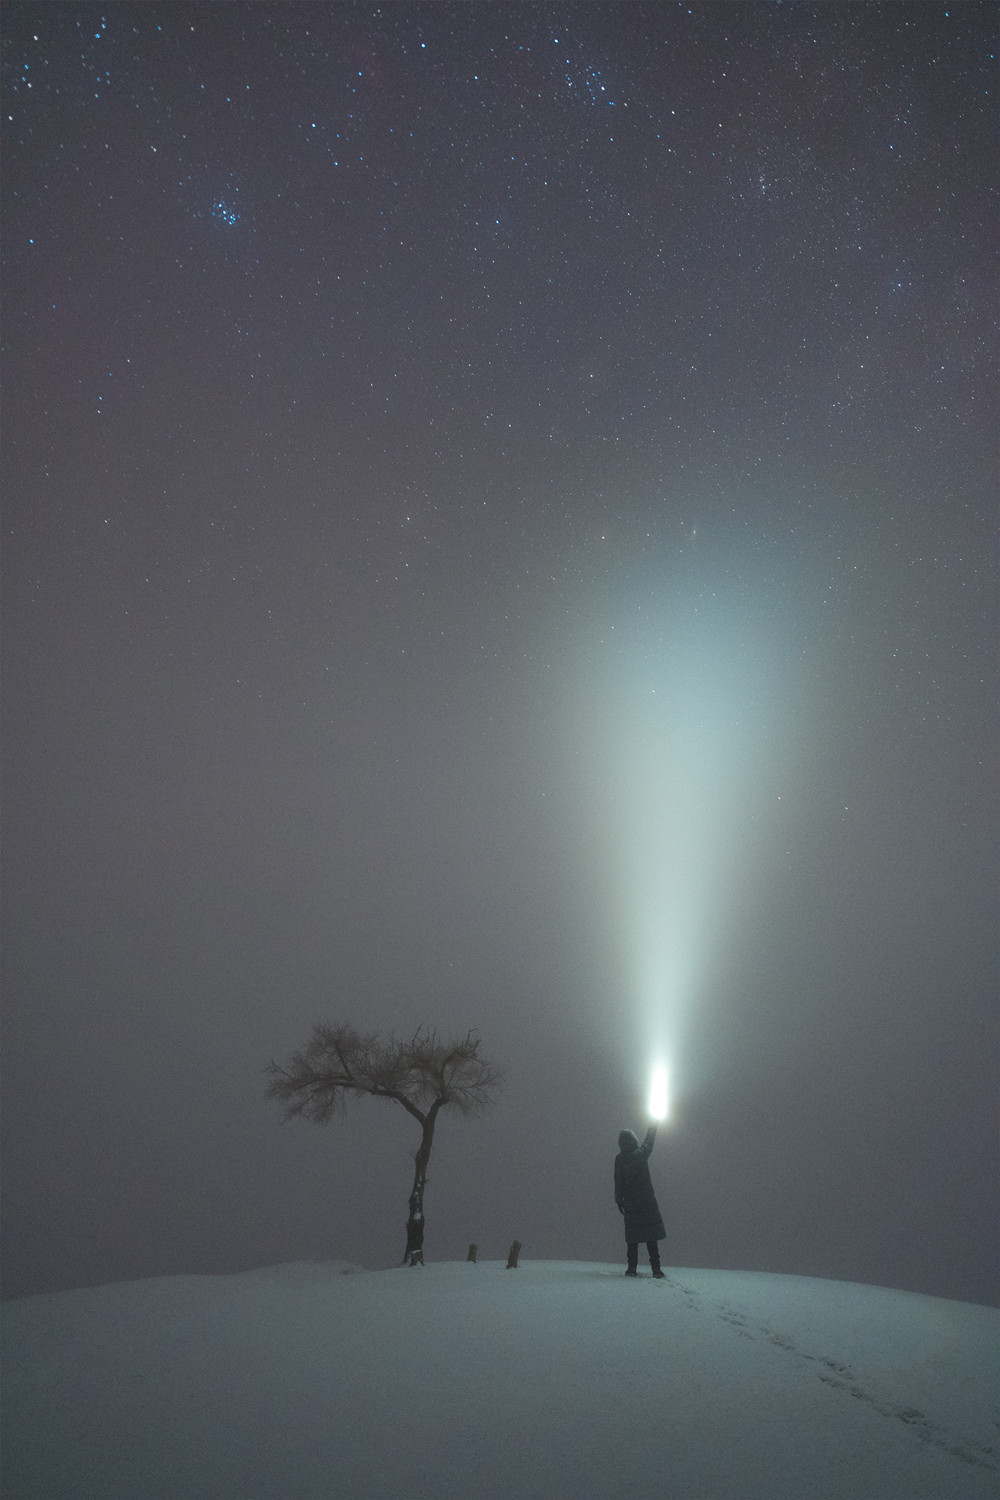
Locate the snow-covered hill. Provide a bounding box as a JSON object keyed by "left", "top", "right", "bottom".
{"left": 2, "top": 1259, "right": 997, "bottom": 1499}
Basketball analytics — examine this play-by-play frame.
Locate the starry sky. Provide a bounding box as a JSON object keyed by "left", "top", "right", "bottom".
{"left": 2, "top": 2, "right": 996, "bottom": 1306}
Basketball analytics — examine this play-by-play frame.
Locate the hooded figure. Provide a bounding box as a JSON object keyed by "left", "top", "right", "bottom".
{"left": 614, "top": 1123, "right": 666, "bottom": 1276}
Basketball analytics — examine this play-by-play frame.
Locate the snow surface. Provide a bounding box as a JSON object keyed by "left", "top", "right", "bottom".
{"left": 2, "top": 1259, "right": 997, "bottom": 1499}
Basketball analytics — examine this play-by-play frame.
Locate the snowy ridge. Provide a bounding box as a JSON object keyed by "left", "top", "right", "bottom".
{"left": 2, "top": 1259, "right": 997, "bottom": 1499}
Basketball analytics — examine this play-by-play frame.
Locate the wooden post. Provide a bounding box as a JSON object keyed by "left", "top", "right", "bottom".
{"left": 467, "top": 1243, "right": 478, "bottom": 1262}
{"left": 506, "top": 1239, "right": 521, "bottom": 1269}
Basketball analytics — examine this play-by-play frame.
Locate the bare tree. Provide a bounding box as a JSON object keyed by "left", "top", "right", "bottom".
{"left": 266, "top": 1024, "right": 502, "bottom": 1265}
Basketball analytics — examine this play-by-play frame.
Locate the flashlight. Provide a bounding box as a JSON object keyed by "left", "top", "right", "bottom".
{"left": 648, "top": 1063, "right": 670, "bottom": 1121}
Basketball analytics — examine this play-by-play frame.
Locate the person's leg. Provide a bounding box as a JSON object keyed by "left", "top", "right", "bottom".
{"left": 648, "top": 1240, "right": 664, "bottom": 1277}
{"left": 626, "top": 1242, "right": 639, "bottom": 1276}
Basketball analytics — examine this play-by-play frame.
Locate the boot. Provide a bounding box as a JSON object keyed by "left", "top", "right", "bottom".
{"left": 625, "top": 1243, "right": 639, "bottom": 1277}
{"left": 649, "top": 1242, "right": 664, "bottom": 1279}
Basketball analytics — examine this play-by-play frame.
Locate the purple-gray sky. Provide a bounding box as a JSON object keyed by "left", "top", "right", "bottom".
{"left": 3, "top": 2, "right": 996, "bottom": 1305}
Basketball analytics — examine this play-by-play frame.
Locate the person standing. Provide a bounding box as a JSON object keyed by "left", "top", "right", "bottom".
{"left": 614, "top": 1122, "right": 666, "bottom": 1277}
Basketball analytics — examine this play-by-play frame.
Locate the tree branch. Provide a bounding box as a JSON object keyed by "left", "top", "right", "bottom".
{"left": 265, "top": 1023, "right": 502, "bottom": 1126}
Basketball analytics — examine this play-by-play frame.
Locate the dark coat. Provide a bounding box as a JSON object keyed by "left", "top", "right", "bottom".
{"left": 614, "top": 1125, "right": 665, "bottom": 1243}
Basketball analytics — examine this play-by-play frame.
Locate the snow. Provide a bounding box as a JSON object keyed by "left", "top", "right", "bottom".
{"left": 3, "top": 1259, "right": 997, "bottom": 1499}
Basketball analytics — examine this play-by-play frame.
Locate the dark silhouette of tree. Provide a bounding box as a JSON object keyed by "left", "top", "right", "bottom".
{"left": 266, "top": 1024, "right": 502, "bottom": 1266}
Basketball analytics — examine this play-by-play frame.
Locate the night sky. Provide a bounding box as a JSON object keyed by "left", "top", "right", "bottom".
{"left": 3, "top": 2, "right": 996, "bottom": 1307}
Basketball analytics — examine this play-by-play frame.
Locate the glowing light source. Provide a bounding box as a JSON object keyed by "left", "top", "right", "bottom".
{"left": 648, "top": 1063, "right": 670, "bottom": 1121}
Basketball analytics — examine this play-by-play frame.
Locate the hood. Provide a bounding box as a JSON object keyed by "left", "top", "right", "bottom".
{"left": 618, "top": 1130, "right": 640, "bottom": 1153}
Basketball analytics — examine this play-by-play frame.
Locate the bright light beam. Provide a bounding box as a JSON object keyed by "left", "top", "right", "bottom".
{"left": 564, "top": 570, "right": 789, "bottom": 1116}
{"left": 648, "top": 1063, "right": 670, "bottom": 1121}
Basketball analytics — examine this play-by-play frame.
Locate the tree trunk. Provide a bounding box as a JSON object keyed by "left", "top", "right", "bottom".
{"left": 403, "top": 1102, "right": 440, "bottom": 1265}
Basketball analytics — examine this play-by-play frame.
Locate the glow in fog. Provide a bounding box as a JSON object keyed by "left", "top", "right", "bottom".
{"left": 580, "top": 576, "right": 786, "bottom": 1113}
